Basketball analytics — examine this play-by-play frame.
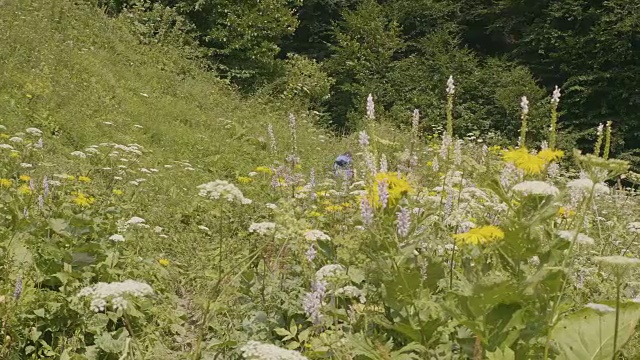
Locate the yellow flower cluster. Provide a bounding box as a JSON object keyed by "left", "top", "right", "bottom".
{"left": 72, "top": 191, "right": 95, "bottom": 207}
{"left": 0, "top": 178, "right": 12, "bottom": 188}
{"left": 237, "top": 176, "right": 253, "bottom": 184}
{"left": 255, "top": 166, "right": 273, "bottom": 175}
{"left": 453, "top": 225, "right": 505, "bottom": 245}
{"left": 367, "top": 172, "right": 412, "bottom": 208}
{"left": 502, "top": 148, "right": 564, "bottom": 175}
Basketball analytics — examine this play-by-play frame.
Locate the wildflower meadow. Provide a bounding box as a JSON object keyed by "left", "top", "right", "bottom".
{"left": 2, "top": 1, "right": 640, "bottom": 360}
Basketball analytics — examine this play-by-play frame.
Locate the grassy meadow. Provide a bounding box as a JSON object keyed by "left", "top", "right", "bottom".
{"left": 1, "top": 1, "right": 640, "bottom": 359}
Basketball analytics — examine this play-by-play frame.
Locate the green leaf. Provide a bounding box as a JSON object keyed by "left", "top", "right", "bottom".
{"left": 486, "top": 346, "right": 516, "bottom": 360}
{"left": 34, "top": 308, "right": 45, "bottom": 317}
{"left": 48, "top": 218, "right": 70, "bottom": 236}
{"left": 289, "top": 318, "right": 297, "bottom": 336}
{"left": 285, "top": 341, "right": 300, "bottom": 350}
{"left": 94, "top": 330, "right": 128, "bottom": 354}
{"left": 551, "top": 303, "right": 640, "bottom": 360}
{"left": 348, "top": 267, "right": 365, "bottom": 284}
{"left": 274, "top": 327, "right": 291, "bottom": 337}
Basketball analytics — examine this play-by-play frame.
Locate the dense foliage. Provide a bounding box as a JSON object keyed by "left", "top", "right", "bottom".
{"left": 95, "top": 0, "right": 640, "bottom": 160}
{"left": 3, "top": 1, "right": 640, "bottom": 359}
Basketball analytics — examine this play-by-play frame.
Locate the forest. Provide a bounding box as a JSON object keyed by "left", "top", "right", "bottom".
{"left": 98, "top": 0, "right": 640, "bottom": 160}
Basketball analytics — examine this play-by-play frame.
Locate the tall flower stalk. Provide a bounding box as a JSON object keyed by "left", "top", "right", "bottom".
{"left": 519, "top": 96, "right": 529, "bottom": 148}
{"left": 603, "top": 121, "right": 612, "bottom": 160}
{"left": 446, "top": 76, "right": 455, "bottom": 138}
{"left": 549, "top": 86, "right": 561, "bottom": 149}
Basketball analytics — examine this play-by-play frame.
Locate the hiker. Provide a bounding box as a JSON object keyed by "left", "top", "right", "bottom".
{"left": 333, "top": 152, "right": 353, "bottom": 180}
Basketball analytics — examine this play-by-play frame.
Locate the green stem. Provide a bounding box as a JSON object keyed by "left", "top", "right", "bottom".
{"left": 612, "top": 280, "right": 621, "bottom": 360}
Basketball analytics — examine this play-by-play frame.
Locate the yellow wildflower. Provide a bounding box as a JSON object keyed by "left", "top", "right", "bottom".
{"left": 340, "top": 202, "right": 353, "bottom": 208}
{"left": 325, "top": 205, "right": 343, "bottom": 212}
{"left": 502, "top": 148, "right": 545, "bottom": 175}
{"left": 308, "top": 211, "right": 322, "bottom": 217}
{"left": 78, "top": 176, "right": 91, "bottom": 183}
{"left": 426, "top": 161, "right": 433, "bottom": 167}
{"left": 367, "top": 172, "right": 412, "bottom": 208}
{"left": 453, "top": 225, "right": 505, "bottom": 245}
{"left": 0, "top": 178, "right": 12, "bottom": 188}
{"left": 0, "top": 133, "right": 9, "bottom": 139}
{"left": 237, "top": 176, "right": 253, "bottom": 184}
{"left": 255, "top": 166, "right": 273, "bottom": 175}
{"left": 65, "top": 175, "right": 75, "bottom": 181}
{"left": 17, "top": 185, "right": 32, "bottom": 195}
{"left": 73, "top": 192, "right": 95, "bottom": 207}
{"left": 537, "top": 149, "right": 564, "bottom": 162}
{"left": 9, "top": 151, "right": 19, "bottom": 158}
{"left": 19, "top": 175, "right": 31, "bottom": 182}
{"left": 557, "top": 207, "right": 575, "bottom": 218}
{"left": 158, "top": 258, "right": 170, "bottom": 267}
{"left": 112, "top": 189, "right": 123, "bottom": 195}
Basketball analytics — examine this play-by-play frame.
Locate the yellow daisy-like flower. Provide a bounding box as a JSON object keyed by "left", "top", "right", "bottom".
{"left": 9, "top": 151, "right": 20, "bottom": 158}
{"left": 255, "top": 166, "right": 273, "bottom": 175}
{"left": 537, "top": 149, "right": 564, "bottom": 162}
{"left": 308, "top": 211, "right": 322, "bottom": 218}
{"left": 19, "top": 175, "right": 31, "bottom": 182}
{"left": 0, "top": 178, "right": 13, "bottom": 188}
{"left": 237, "top": 176, "right": 253, "bottom": 184}
{"left": 158, "top": 258, "right": 170, "bottom": 267}
{"left": 73, "top": 192, "right": 95, "bottom": 207}
{"left": 367, "top": 172, "right": 412, "bottom": 208}
{"left": 502, "top": 148, "right": 544, "bottom": 175}
{"left": 65, "top": 175, "right": 76, "bottom": 181}
{"left": 453, "top": 225, "right": 505, "bottom": 245}
{"left": 17, "top": 185, "right": 32, "bottom": 195}
{"left": 78, "top": 176, "right": 91, "bottom": 183}
{"left": 426, "top": 161, "right": 433, "bottom": 167}
{"left": 0, "top": 133, "right": 9, "bottom": 139}
{"left": 112, "top": 189, "right": 123, "bottom": 196}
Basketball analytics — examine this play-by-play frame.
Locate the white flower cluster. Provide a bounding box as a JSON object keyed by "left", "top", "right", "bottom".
{"left": 25, "top": 127, "right": 43, "bottom": 136}
{"left": 303, "top": 230, "right": 331, "bottom": 242}
{"left": 556, "top": 230, "right": 595, "bottom": 245}
{"left": 249, "top": 222, "right": 276, "bottom": 236}
{"left": 335, "top": 285, "right": 366, "bottom": 304}
{"left": 240, "top": 341, "right": 308, "bottom": 360}
{"left": 109, "top": 234, "right": 125, "bottom": 242}
{"left": 566, "top": 178, "right": 609, "bottom": 195}
{"left": 512, "top": 181, "right": 559, "bottom": 196}
{"left": 627, "top": 222, "right": 640, "bottom": 234}
{"left": 197, "top": 180, "right": 252, "bottom": 205}
{"left": 315, "top": 264, "right": 346, "bottom": 281}
{"left": 77, "top": 280, "right": 153, "bottom": 313}
{"left": 70, "top": 150, "right": 87, "bottom": 158}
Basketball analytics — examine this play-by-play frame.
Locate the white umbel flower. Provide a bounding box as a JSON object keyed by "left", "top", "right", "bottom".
{"left": 78, "top": 280, "right": 153, "bottom": 313}
{"left": 70, "top": 151, "right": 87, "bottom": 158}
{"left": 197, "top": 180, "right": 252, "bottom": 205}
{"left": 512, "top": 181, "right": 559, "bottom": 196}
{"left": 248, "top": 222, "right": 276, "bottom": 236}
{"left": 584, "top": 303, "right": 615, "bottom": 314}
{"left": 566, "top": 178, "right": 609, "bottom": 194}
{"left": 304, "top": 230, "right": 331, "bottom": 242}
{"left": 627, "top": 222, "right": 640, "bottom": 234}
{"left": 240, "top": 341, "right": 308, "bottom": 360}
{"left": 109, "top": 234, "right": 125, "bottom": 242}
{"left": 25, "top": 127, "right": 43, "bottom": 136}
{"left": 556, "top": 230, "right": 595, "bottom": 245}
{"left": 315, "top": 264, "right": 346, "bottom": 281}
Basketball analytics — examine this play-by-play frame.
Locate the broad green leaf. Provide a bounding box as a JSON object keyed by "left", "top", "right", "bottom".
{"left": 48, "top": 218, "right": 70, "bottom": 236}
{"left": 94, "top": 330, "right": 128, "bottom": 354}
{"left": 551, "top": 303, "right": 640, "bottom": 360}
{"left": 274, "top": 327, "right": 291, "bottom": 337}
{"left": 486, "top": 346, "right": 516, "bottom": 360}
{"left": 289, "top": 318, "right": 297, "bottom": 336}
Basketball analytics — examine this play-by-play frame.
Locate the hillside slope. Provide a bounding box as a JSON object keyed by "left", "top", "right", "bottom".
{"left": 0, "top": 0, "right": 354, "bottom": 358}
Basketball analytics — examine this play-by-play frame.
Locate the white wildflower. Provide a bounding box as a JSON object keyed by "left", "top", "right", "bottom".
{"left": 627, "top": 222, "right": 640, "bottom": 234}
{"left": 20, "top": 163, "right": 32, "bottom": 168}
{"left": 240, "top": 341, "right": 308, "bottom": 360}
{"left": 551, "top": 86, "right": 561, "bottom": 104}
{"left": 0, "top": 144, "right": 14, "bottom": 150}
{"left": 520, "top": 96, "right": 529, "bottom": 115}
{"left": 109, "top": 234, "right": 125, "bottom": 242}
{"left": 9, "top": 137, "right": 23, "bottom": 143}
{"left": 556, "top": 230, "right": 595, "bottom": 245}
{"left": 566, "top": 178, "right": 609, "bottom": 195}
{"left": 512, "top": 181, "right": 559, "bottom": 196}
{"left": 304, "top": 230, "right": 331, "bottom": 242}
{"left": 197, "top": 180, "right": 252, "bottom": 205}
{"left": 265, "top": 203, "right": 278, "bottom": 210}
{"left": 198, "top": 225, "right": 210, "bottom": 232}
{"left": 25, "top": 128, "right": 43, "bottom": 136}
{"left": 315, "top": 264, "right": 346, "bottom": 281}
{"left": 78, "top": 280, "right": 153, "bottom": 313}
{"left": 446, "top": 75, "right": 455, "bottom": 95}
{"left": 70, "top": 151, "right": 87, "bottom": 158}
{"left": 335, "top": 286, "right": 366, "bottom": 304}
{"left": 248, "top": 222, "right": 276, "bottom": 236}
